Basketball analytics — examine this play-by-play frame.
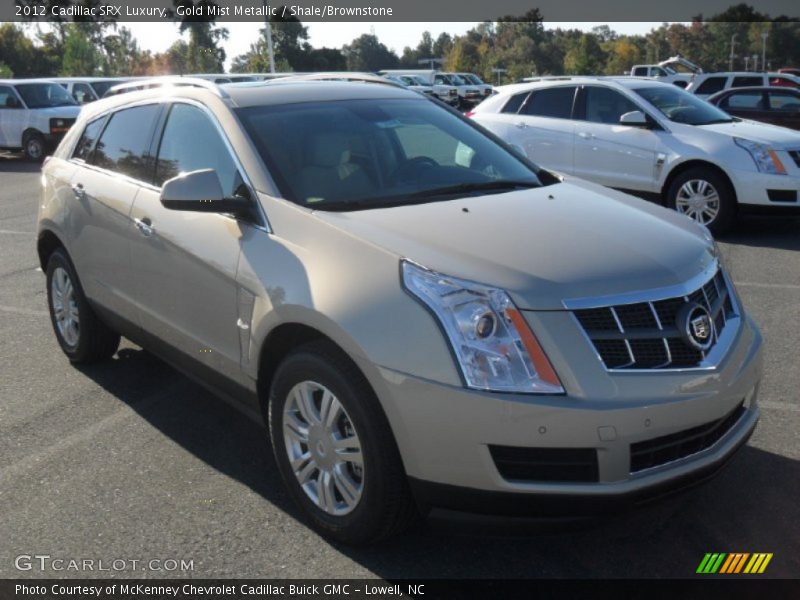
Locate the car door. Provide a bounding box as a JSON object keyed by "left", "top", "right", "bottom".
{"left": 717, "top": 89, "right": 769, "bottom": 123}
{"left": 0, "top": 85, "right": 26, "bottom": 147}
{"left": 513, "top": 85, "right": 577, "bottom": 174}
{"left": 767, "top": 90, "right": 800, "bottom": 130}
{"left": 128, "top": 101, "right": 253, "bottom": 385}
{"left": 473, "top": 90, "right": 531, "bottom": 147}
{"left": 572, "top": 85, "right": 660, "bottom": 193}
{"left": 67, "top": 104, "right": 162, "bottom": 323}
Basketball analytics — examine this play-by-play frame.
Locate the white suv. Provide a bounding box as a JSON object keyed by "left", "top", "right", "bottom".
{"left": 0, "top": 79, "right": 81, "bottom": 160}
{"left": 471, "top": 77, "right": 800, "bottom": 233}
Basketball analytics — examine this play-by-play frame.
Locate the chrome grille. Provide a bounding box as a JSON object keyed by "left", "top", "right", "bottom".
{"left": 574, "top": 270, "right": 736, "bottom": 370}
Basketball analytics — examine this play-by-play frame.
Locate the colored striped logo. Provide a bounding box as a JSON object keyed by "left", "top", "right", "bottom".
{"left": 696, "top": 553, "right": 773, "bottom": 574}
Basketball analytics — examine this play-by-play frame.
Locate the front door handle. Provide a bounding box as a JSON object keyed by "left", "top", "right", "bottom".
{"left": 515, "top": 121, "right": 528, "bottom": 129}
{"left": 134, "top": 217, "right": 155, "bottom": 237}
{"left": 577, "top": 131, "right": 595, "bottom": 139}
{"left": 71, "top": 183, "right": 85, "bottom": 199}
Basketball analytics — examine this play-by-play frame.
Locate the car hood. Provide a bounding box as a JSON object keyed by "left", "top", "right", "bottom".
{"left": 37, "top": 105, "right": 82, "bottom": 118}
{"left": 314, "top": 178, "right": 716, "bottom": 310}
{"left": 698, "top": 119, "right": 800, "bottom": 148}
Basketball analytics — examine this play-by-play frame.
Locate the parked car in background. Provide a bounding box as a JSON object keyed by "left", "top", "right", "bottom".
{"left": 708, "top": 87, "right": 800, "bottom": 130}
{"left": 53, "top": 77, "right": 131, "bottom": 104}
{"left": 453, "top": 72, "right": 494, "bottom": 100}
{"left": 440, "top": 72, "right": 484, "bottom": 108}
{"left": 384, "top": 75, "right": 436, "bottom": 97}
{"left": 687, "top": 72, "right": 800, "bottom": 98}
{"left": 779, "top": 68, "right": 800, "bottom": 77}
{"left": 379, "top": 70, "right": 459, "bottom": 105}
{"left": 629, "top": 56, "right": 701, "bottom": 88}
{"left": 39, "top": 80, "right": 762, "bottom": 544}
{"left": 189, "top": 73, "right": 261, "bottom": 84}
{"left": 470, "top": 77, "right": 800, "bottom": 233}
{"left": 0, "top": 79, "right": 80, "bottom": 160}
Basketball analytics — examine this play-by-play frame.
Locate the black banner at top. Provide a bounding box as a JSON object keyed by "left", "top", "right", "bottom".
{"left": 5, "top": 0, "right": 800, "bottom": 22}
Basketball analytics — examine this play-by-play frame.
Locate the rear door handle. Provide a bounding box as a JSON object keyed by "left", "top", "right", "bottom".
{"left": 577, "top": 131, "right": 595, "bottom": 139}
{"left": 134, "top": 217, "right": 155, "bottom": 237}
{"left": 71, "top": 183, "right": 85, "bottom": 198}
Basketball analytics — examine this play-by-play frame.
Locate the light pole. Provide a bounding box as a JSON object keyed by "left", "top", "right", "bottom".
{"left": 262, "top": 0, "right": 275, "bottom": 73}
{"left": 418, "top": 58, "right": 444, "bottom": 70}
{"left": 744, "top": 56, "right": 750, "bottom": 71}
{"left": 761, "top": 32, "right": 768, "bottom": 73}
{"left": 728, "top": 34, "right": 736, "bottom": 72}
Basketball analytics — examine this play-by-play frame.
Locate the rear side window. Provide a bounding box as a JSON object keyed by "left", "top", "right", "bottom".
{"left": 154, "top": 103, "right": 242, "bottom": 197}
{"left": 501, "top": 92, "right": 529, "bottom": 114}
{"left": 768, "top": 91, "right": 800, "bottom": 111}
{"left": 583, "top": 87, "right": 640, "bottom": 124}
{"left": 92, "top": 104, "right": 160, "bottom": 182}
{"left": 720, "top": 91, "right": 763, "bottom": 110}
{"left": 731, "top": 76, "right": 763, "bottom": 88}
{"left": 695, "top": 77, "right": 727, "bottom": 95}
{"left": 521, "top": 87, "right": 576, "bottom": 119}
{"left": 72, "top": 118, "right": 105, "bottom": 161}
{"left": 632, "top": 67, "right": 647, "bottom": 76}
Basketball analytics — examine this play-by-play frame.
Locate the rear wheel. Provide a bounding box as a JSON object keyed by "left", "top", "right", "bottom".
{"left": 666, "top": 167, "right": 736, "bottom": 235}
{"left": 268, "top": 341, "right": 417, "bottom": 544}
{"left": 46, "top": 248, "right": 120, "bottom": 363}
{"left": 23, "top": 132, "right": 46, "bottom": 162}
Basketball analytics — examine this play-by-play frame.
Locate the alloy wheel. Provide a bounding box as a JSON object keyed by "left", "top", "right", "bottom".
{"left": 26, "top": 138, "right": 44, "bottom": 160}
{"left": 51, "top": 266, "right": 80, "bottom": 347}
{"left": 282, "top": 381, "right": 364, "bottom": 516}
{"left": 675, "top": 179, "right": 720, "bottom": 226}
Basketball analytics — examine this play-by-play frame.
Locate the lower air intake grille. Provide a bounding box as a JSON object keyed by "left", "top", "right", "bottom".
{"left": 630, "top": 402, "right": 745, "bottom": 473}
{"left": 489, "top": 446, "right": 599, "bottom": 483}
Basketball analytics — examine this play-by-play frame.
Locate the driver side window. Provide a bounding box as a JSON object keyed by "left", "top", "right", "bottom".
{"left": 0, "top": 86, "right": 21, "bottom": 109}
{"left": 583, "top": 87, "right": 640, "bottom": 125}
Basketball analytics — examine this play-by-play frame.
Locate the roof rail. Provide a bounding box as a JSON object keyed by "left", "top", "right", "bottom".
{"left": 104, "top": 76, "right": 229, "bottom": 99}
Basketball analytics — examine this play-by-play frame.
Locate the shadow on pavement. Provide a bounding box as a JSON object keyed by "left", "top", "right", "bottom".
{"left": 0, "top": 153, "right": 40, "bottom": 173}
{"left": 74, "top": 346, "right": 800, "bottom": 578}
{"left": 719, "top": 215, "right": 800, "bottom": 252}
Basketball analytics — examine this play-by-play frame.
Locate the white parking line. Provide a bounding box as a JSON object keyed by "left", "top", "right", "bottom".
{"left": 0, "top": 230, "right": 32, "bottom": 235}
{"left": 735, "top": 281, "right": 800, "bottom": 291}
{"left": 0, "top": 304, "right": 48, "bottom": 317}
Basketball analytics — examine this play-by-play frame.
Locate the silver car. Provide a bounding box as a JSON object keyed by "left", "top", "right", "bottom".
{"left": 37, "top": 80, "right": 763, "bottom": 544}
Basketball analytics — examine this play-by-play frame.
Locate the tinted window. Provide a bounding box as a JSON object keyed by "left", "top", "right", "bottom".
{"left": 72, "top": 117, "right": 105, "bottom": 161}
{"left": 521, "top": 87, "right": 576, "bottom": 119}
{"left": 501, "top": 92, "right": 529, "bottom": 114}
{"left": 155, "top": 104, "right": 242, "bottom": 197}
{"left": 236, "top": 98, "right": 542, "bottom": 210}
{"left": 434, "top": 74, "right": 449, "bottom": 85}
{"left": 695, "top": 77, "right": 727, "bottom": 95}
{"left": 731, "top": 76, "right": 763, "bottom": 88}
{"left": 721, "top": 91, "right": 763, "bottom": 110}
{"left": 583, "top": 87, "right": 640, "bottom": 124}
{"left": 769, "top": 76, "right": 800, "bottom": 89}
{"left": 92, "top": 105, "right": 160, "bottom": 181}
{"left": 72, "top": 82, "right": 96, "bottom": 104}
{"left": 768, "top": 91, "right": 800, "bottom": 111}
{"left": 15, "top": 83, "right": 77, "bottom": 108}
{"left": 0, "top": 85, "right": 21, "bottom": 108}
{"left": 632, "top": 67, "right": 647, "bottom": 76}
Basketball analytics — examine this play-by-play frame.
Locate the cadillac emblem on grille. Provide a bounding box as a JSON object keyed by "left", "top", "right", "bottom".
{"left": 679, "top": 302, "right": 714, "bottom": 351}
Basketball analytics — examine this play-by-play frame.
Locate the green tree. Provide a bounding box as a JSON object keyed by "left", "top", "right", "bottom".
{"left": 563, "top": 34, "right": 606, "bottom": 75}
{"left": 0, "top": 62, "right": 12, "bottom": 77}
{"left": 341, "top": 34, "right": 398, "bottom": 71}
{"left": 61, "top": 24, "right": 102, "bottom": 75}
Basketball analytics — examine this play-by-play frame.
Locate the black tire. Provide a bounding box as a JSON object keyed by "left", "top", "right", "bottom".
{"left": 268, "top": 341, "right": 417, "bottom": 544}
{"left": 666, "top": 167, "right": 736, "bottom": 235}
{"left": 45, "top": 248, "right": 120, "bottom": 363}
{"left": 23, "top": 131, "right": 46, "bottom": 162}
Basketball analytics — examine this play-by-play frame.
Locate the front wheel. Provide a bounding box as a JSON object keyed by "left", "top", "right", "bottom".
{"left": 268, "top": 341, "right": 417, "bottom": 544}
{"left": 666, "top": 167, "right": 736, "bottom": 235}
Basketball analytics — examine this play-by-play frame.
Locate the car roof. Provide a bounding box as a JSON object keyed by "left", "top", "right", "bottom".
{"left": 78, "top": 79, "right": 422, "bottom": 120}
{"left": 495, "top": 76, "right": 667, "bottom": 96}
{"left": 0, "top": 78, "right": 61, "bottom": 85}
{"left": 708, "top": 86, "right": 800, "bottom": 98}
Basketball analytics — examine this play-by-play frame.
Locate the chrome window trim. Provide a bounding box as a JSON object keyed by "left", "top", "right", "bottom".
{"left": 66, "top": 96, "right": 272, "bottom": 233}
{"left": 566, "top": 261, "right": 743, "bottom": 373}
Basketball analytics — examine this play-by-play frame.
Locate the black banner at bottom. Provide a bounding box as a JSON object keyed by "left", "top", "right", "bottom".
{"left": 2, "top": 579, "right": 799, "bottom": 600}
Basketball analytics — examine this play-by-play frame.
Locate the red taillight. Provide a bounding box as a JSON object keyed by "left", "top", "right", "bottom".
{"left": 464, "top": 111, "right": 475, "bottom": 118}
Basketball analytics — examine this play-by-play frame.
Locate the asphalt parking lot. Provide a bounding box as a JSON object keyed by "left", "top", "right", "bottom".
{"left": 0, "top": 153, "right": 798, "bottom": 579}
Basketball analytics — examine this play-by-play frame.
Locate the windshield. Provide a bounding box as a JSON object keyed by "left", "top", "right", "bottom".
{"left": 632, "top": 86, "right": 734, "bottom": 125}
{"left": 448, "top": 74, "right": 467, "bottom": 85}
{"left": 412, "top": 76, "right": 431, "bottom": 86}
{"left": 464, "top": 74, "right": 484, "bottom": 85}
{"left": 236, "top": 98, "right": 542, "bottom": 211}
{"left": 90, "top": 80, "right": 123, "bottom": 97}
{"left": 15, "top": 83, "right": 77, "bottom": 108}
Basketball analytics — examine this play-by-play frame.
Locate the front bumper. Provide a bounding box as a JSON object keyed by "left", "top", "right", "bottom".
{"left": 369, "top": 313, "right": 762, "bottom": 516}
{"left": 729, "top": 165, "right": 800, "bottom": 209}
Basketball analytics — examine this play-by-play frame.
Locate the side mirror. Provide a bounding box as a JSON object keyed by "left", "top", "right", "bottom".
{"left": 160, "top": 169, "right": 251, "bottom": 216}
{"left": 619, "top": 110, "right": 649, "bottom": 127}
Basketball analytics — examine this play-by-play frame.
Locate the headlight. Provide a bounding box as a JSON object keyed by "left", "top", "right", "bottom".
{"left": 734, "top": 138, "right": 786, "bottom": 175}
{"left": 402, "top": 261, "right": 564, "bottom": 394}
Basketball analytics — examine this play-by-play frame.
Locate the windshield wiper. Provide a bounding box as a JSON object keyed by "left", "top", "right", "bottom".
{"left": 404, "top": 180, "right": 539, "bottom": 200}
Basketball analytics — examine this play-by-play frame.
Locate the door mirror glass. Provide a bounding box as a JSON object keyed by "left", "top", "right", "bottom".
{"left": 161, "top": 169, "right": 249, "bottom": 215}
{"left": 619, "top": 110, "right": 648, "bottom": 127}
